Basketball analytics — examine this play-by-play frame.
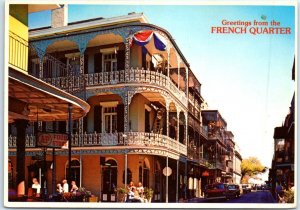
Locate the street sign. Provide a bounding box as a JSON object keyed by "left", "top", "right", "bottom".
{"left": 163, "top": 167, "right": 172, "bottom": 176}
{"left": 37, "top": 133, "right": 68, "bottom": 148}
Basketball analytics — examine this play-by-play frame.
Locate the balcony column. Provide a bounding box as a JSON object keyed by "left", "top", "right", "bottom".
{"left": 68, "top": 104, "right": 73, "bottom": 187}
{"left": 15, "top": 119, "right": 28, "bottom": 197}
{"left": 184, "top": 112, "right": 188, "bottom": 146}
{"left": 177, "top": 57, "right": 181, "bottom": 89}
{"left": 167, "top": 48, "right": 170, "bottom": 78}
{"left": 124, "top": 91, "right": 133, "bottom": 132}
{"left": 176, "top": 159, "right": 179, "bottom": 202}
{"left": 166, "top": 156, "right": 169, "bottom": 203}
{"left": 124, "top": 153, "right": 128, "bottom": 188}
{"left": 185, "top": 67, "right": 189, "bottom": 96}
{"left": 166, "top": 100, "right": 170, "bottom": 137}
{"left": 184, "top": 159, "right": 188, "bottom": 200}
{"left": 39, "top": 58, "right": 43, "bottom": 79}
{"left": 125, "top": 37, "right": 131, "bottom": 71}
{"left": 177, "top": 110, "right": 180, "bottom": 142}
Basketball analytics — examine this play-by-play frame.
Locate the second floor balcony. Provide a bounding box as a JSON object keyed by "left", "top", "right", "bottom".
{"left": 8, "top": 131, "right": 187, "bottom": 156}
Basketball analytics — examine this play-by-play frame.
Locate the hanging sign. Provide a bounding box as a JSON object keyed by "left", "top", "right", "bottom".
{"left": 37, "top": 133, "right": 68, "bottom": 148}
{"left": 163, "top": 167, "right": 172, "bottom": 176}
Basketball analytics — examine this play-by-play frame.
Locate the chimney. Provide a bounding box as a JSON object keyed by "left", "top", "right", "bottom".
{"left": 51, "top": 4, "right": 68, "bottom": 28}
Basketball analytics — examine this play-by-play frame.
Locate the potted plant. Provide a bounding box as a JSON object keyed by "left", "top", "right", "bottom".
{"left": 115, "top": 187, "right": 127, "bottom": 202}
{"left": 143, "top": 187, "right": 153, "bottom": 203}
{"left": 77, "top": 187, "right": 92, "bottom": 202}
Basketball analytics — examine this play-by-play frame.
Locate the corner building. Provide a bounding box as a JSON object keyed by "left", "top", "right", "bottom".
{"left": 8, "top": 7, "right": 229, "bottom": 202}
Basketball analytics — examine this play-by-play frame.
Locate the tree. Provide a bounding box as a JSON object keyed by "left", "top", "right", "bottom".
{"left": 241, "top": 157, "right": 265, "bottom": 177}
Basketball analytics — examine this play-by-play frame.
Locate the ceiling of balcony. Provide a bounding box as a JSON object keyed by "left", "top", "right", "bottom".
{"left": 45, "top": 33, "right": 124, "bottom": 53}
{"left": 28, "top": 4, "right": 60, "bottom": 13}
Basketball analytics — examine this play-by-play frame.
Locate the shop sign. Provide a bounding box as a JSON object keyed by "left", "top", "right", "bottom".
{"left": 37, "top": 133, "right": 68, "bottom": 148}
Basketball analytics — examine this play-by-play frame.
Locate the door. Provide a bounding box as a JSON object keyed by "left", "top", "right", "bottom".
{"left": 101, "top": 159, "right": 117, "bottom": 202}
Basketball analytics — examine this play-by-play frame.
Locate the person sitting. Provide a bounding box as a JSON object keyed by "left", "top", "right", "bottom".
{"left": 62, "top": 179, "right": 69, "bottom": 193}
{"left": 127, "top": 181, "right": 135, "bottom": 191}
{"left": 31, "top": 178, "right": 41, "bottom": 198}
{"left": 128, "top": 187, "right": 143, "bottom": 202}
{"left": 70, "top": 181, "right": 79, "bottom": 194}
{"left": 57, "top": 183, "right": 63, "bottom": 194}
{"left": 136, "top": 182, "right": 144, "bottom": 198}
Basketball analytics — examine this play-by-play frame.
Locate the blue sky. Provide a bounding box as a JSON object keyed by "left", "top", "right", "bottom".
{"left": 29, "top": 4, "right": 295, "bottom": 167}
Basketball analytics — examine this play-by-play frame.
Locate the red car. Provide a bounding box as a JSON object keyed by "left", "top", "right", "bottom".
{"left": 204, "top": 183, "right": 228, "bottom": 200}
{"left": 204, "top": 183, "right": 240, "bottom": 200}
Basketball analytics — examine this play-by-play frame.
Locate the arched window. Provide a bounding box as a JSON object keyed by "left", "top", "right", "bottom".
{"left": 66, "top": 159, "right": 80, "bottom": 187}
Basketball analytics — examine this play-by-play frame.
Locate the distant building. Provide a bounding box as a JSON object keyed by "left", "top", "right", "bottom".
{"left": 233, "top": 145, "right": 242, "bottom": 184}
{"left": 201, "top": 110, "right": 240, "bottom": 184}
{"left": 269, "top": 59, "right": 295, "bottom": 196}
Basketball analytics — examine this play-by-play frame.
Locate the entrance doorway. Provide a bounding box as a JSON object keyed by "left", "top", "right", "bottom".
{"left": 101, "top": 159, "right": 117, "bottom": 202}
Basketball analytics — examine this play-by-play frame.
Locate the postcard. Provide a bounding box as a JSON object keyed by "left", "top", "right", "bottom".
{"left": 5, "top": 0, "right": 297, "bottom": 208}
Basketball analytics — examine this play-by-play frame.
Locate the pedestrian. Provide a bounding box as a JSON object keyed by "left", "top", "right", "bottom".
{"left": 70, "top": 181, "right": 79, "bottom": 194}
{"left": 32, "top": 178, "right": 41, "bottom": 198}
{"left": 62, "top": 179, "right": 69, "bottom": 193}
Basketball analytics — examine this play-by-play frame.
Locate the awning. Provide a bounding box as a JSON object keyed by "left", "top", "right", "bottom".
{"left": 9, "top": 68, "right": 90, "bottom": 123}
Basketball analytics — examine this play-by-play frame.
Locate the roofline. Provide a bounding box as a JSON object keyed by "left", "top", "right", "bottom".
{"left": 30, "top": 22, "right": 191, "bottom": 70}
{"left": 29, "top": 12, "right": 148, "bottom": 36}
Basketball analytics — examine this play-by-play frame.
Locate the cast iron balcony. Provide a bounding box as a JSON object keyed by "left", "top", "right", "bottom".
{"left": 42, "top": 68, "right": 188, "bottom": 105}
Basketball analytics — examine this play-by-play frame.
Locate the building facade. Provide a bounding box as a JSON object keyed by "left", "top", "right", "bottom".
{"left": 232, "top": 145, "right": 242, "bottom": 184}
{"left": 8, "top": 5, "right": 241, "bottom": 203}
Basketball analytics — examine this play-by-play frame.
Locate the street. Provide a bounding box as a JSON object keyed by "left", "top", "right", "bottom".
{"left": 190, "top": 190, "right": 276, "bottom": 203}
{"left": 225, "top": 191, "right": 276, "bottom": 203}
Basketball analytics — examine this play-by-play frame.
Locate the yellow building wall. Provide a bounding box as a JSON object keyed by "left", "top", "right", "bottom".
{"left": 9, "top": 15, "right": 29, "bottom": 73}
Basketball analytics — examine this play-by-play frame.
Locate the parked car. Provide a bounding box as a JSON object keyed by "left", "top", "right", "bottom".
{"left": 241, "top": 184, "right": 251, "bottom": 194}
{"left": 204, "top": 183, "right": 228, "bottom": 200}
{"left": 227, "top": 184, "right": 240, "bottom": 198}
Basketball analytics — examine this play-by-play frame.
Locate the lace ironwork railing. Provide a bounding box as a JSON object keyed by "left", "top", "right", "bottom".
{"left": 8, "top": 134, "right": 36, "bottom": 148}
{"left": 72, "top": 131, "right": 187, "bottom": 156}
{"left": 42, "top": 68, "right": 188, "bottom": 105}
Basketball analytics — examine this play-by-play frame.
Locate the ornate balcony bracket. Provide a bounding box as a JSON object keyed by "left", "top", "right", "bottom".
{"left": 86, "top": 87, "right": 130, "bottom": 103}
